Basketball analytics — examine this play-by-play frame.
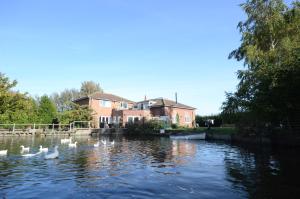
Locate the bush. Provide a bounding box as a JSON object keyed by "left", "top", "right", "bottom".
{"left": 171, "top": 123, "right": 178, "bottom": 129}
{"left": 125, "top": 119, "right": 165, "bottom": 134}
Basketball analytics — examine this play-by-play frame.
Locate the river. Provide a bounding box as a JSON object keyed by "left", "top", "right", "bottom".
{"left": 0, "top": 135, "right": 299, "bottom": 198}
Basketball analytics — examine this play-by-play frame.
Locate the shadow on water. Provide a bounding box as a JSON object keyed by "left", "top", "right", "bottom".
{"left": 223, "top": 142, "right": 300, "bottom": 199}
{"left": 0, "top": 135, "right": 300, "bottom": 198}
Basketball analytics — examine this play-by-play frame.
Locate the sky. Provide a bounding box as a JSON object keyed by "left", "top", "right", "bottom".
{"left": 0, "top": 0, "right": 250, "bottom": 115}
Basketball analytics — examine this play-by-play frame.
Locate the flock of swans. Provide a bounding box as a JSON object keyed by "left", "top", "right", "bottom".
{"left": 0, "top": 137, "right": 115, "bottom": 159}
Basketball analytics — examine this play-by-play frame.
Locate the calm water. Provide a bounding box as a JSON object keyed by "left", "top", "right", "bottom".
{"left": 0, "top": 135, "right": 300, "bottom": 199}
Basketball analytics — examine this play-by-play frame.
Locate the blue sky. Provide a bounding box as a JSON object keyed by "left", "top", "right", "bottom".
{"left": 0, "top": 0, "right": 251, "bottom": 115}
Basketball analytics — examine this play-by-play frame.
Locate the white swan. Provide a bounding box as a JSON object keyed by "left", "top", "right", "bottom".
{"left": 0, "top": 150, "right": 7, "bottom": 156}
{"left": 20, "top": 145, "right": 30, "bottom": 153}
{"left": 110, "top": 140, "right": 115, "bottom": 146}
{"left": 45, "top": 146, "right": 59, "bottom": 159}
{"left": 39, "top": 145, "right": 48, "bottom": 153}
{"left": 101, "top": 140, "right": 107, "bottom": 145}
{"left": 68, "top": 141, "right": 77, "bottom": 148}
{"left": 94, "top": 141, "right": 100, "bottom": 147}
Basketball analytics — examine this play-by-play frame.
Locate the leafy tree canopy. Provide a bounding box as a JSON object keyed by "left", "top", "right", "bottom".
{"left": 222, "top": 0, "right": 300, "bottom": 130}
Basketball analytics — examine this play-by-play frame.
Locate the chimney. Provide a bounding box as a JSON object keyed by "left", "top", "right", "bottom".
{"left": 144, "top": 95, "right": 147, "bottom": 101}
{"left": 175, "top": 92, "right": 178, "bottom": 104}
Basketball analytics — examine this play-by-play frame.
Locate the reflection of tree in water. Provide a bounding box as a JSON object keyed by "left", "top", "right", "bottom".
{"left": 224, "top": 145, "right": 300, "bottom": 198}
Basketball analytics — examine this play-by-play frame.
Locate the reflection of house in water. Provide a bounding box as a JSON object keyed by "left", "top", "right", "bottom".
{"left": 172, "top": 140, "right": 197, "bottom": 159}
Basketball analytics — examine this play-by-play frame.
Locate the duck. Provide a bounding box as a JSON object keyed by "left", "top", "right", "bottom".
{"left": 94, "top": 141, "right": 100, "bottom": 147}
{"left": 0, "top": 150, "right": 8, "bottom": 156}
{"left": 20, "top": 145, "right": 30, "bottom": 153}
{"left": 110, "top": 140, "right": 115, "bottom": 146}
{"left": 101, "top": 140, "right": 107, "bottom": 145}
{"left": 45, "top": 146, "right": 59, "bottom": 159}
{"left": 68, "top": 141, "right": 77, "bottom": 148}
{"left": 39, "top": 145, "right": 48, "bottom": 153}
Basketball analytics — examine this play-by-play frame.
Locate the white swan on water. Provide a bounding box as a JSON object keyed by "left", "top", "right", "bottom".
{"left": 39, "top": 145, "right": 48, "bottom": 153}
{"left": 20, "top": 145, "right": 30, "bottom": 153}
{"left": 45, "top": 146, "right": 59, "bottom": 159}
{"left": 68, "top": 141, "right": 77, "bottom": 148}
{"left": 0, "top": 150, "right": 8, "bottom": 156}
{"left": 110, "top": 140, "right": 115, "bottom": 146}
{"left": 94, "top": 141, "right": 100, "bottom": 147}
{"left": 101, "top": 140, "right": 107, "bottom": 145}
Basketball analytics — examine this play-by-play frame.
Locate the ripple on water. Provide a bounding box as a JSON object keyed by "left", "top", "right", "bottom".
{"left": 1, "top": 136, "right": 300, "bottom": 198}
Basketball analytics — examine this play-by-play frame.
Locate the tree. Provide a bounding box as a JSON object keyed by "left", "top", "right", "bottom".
{"left": 51, "top": 89, "right": 81, "bottom": 112}
{"left": 80, "top": 81, "right": 103, "bottom": 96}
{"left": 223, "top": 0, "right": 300, "bottom": 131}
{"left": 58, "top": 103, "right": 92, "bottom": 124}
{"left": 37, "top": 95, "right": 57, "bottom": 124}
{"left": 0, "top": 73, "right": 39, "bottom": 124}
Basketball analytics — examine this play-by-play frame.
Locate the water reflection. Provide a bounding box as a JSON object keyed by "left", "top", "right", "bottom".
{"left": 0, "top": 136, "right": 300, "bottom": 198}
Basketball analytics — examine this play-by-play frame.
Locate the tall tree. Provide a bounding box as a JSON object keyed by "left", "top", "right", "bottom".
{"left": 58, "top": 103, "right": 92, "bottom": 124}
{"left": 51, "top": 89, "right": 81, "bottom": 112}
{"left": 80, "top": 81, "right": 103, "bottom": 96}
{"left": 38, "top": 95, "right": 57, "bottom": 124}
{"left": 223, "top": 0, "right": 300, "bottom": 129}
{"left": 0, "top": 73, "right": 38, "bottom": 124}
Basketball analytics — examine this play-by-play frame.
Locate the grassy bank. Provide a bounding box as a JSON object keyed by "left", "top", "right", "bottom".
{"left": 166, "top": 127, "right": 237, "bottom": 135}
{"left": 206, "top": 127, "right": 237, "bottom": 134}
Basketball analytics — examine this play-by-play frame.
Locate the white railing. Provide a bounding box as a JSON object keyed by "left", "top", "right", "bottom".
{"left": 0, "top": 121, "right": 94, "bottom": 133}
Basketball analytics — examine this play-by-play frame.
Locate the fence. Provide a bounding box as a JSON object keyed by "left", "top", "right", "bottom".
{"left": 0, "top": 121, "right": 94, "bottom": 134}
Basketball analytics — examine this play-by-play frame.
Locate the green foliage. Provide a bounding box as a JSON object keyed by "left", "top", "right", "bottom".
{"left": 171, "top": 123, "right": 178, "bottom": 129}
{"left": 0, "top": 73, "right": 93, "bottom": 125}
{"left": 222, "top": 0, "right": 300, "bottom": 131}
{"left": 126, "top": 119, "right": 165, "bottom": 134}
{"left": 80, "top": 81, "right": 103, "bottom": 96}
{"left": 37, "top": 95, "right": 57, "bottom": 124}
{"left": 51, "top": 89, "right": 81, "bottom": 112}
{"left": 0, "top": 73, "right": 38, "bottom": 124}
{"left": 58, "top": 103, "right": 92, "bottom": 124}
{"left": 51, "top": 81, "right": 103, "bottom": 112}
{"left": 176, "top": 113, "right": 180, "bottom": 125}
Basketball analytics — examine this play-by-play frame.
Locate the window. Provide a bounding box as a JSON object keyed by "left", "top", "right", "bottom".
{"left": 120, "top": 102, "right": 128, "bottom": 109}
{"left": 134, "top": 117, "right": 139, "bottom": 123}
{"left": 100, "top": 100, "right": 111, "bottom": 107}
{"left": 184, "top": 113, "right": 191, "bottom": 123}
{"left": 172, "top": 114, "right": 177, "bottom": 124}
{"left": 128, "top": 117, "right": 133, "bottom": 124}
{"left": 127, "top": 116, "right": 139, "bottom": 124}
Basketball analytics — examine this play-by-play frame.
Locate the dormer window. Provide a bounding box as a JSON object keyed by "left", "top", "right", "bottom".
{"left": 120, "top": 102, "right": 128, "bottom": 109}
{"left": 100, "top": 100, "right": 111, "bottom": 108}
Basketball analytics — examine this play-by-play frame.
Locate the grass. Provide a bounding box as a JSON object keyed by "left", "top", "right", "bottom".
{"left": 206, "top": 127, "right": 237, "bottom": 134}
{"left": 167, "top": 127, "right": 237, "bottom": 134}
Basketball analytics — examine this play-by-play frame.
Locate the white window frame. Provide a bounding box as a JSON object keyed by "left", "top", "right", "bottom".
{"left": 99, "top": 100, "right": 111, "bottom": 108}
{"left": 184, "top": 112, "right": 192, "bottom": 123}
{"left": 120, "top": 102, "right": 128, "bottom": 109}
{"left": 127, "top": 116, "right": 140, "bottom": 123}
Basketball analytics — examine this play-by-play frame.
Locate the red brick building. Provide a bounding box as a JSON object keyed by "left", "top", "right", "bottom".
{"left": 74, "top": 92, "right": 196, "bottom": 128}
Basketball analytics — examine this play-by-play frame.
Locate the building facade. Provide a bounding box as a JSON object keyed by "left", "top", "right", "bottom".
{"left": 74, "top": 92, "right": 196, "bottom": 128}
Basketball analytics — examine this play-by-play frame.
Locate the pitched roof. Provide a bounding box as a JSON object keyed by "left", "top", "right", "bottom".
{"left": 73, "top": 92, "right": 134, "bottom": 103}
{"left": 138, "top": 98, "right": 196, "bottom": 110}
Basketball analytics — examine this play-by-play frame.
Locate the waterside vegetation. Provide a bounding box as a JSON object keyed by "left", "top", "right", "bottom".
{"left": 0, "top": 73, "right": 94, "bottom": 126}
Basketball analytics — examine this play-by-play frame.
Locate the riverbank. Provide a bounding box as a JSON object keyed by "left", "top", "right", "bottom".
{"left": 125, "top": 126, "right": 300, "bottom": 148}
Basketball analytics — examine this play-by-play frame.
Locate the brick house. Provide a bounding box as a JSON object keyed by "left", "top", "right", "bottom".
{"left": 73, "top": 92, "right": 135, "bottom": 128}
{"left": 135, "top": 98, "right": 196, "bottom": 128}
{"left": 74, "top": 92, "right": 196, "bottom": 128}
